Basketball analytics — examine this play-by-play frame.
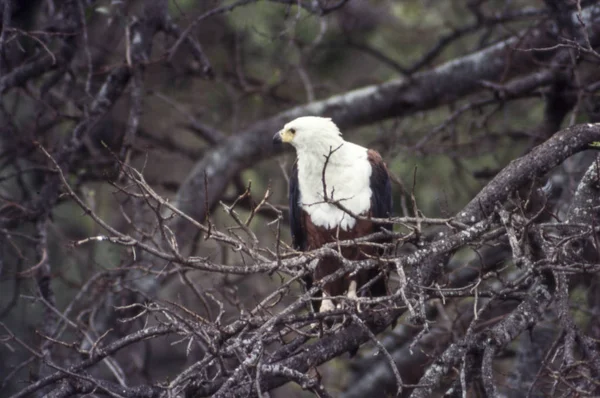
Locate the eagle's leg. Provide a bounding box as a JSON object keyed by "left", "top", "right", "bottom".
{"left": 319, "top": 292, "right": 335, "bottom": 313}
{"left": 347, "top": 279, "right": 358, "bottom": 300}
{"left": 346, "top": 279, "right": 362, "bottom": 312}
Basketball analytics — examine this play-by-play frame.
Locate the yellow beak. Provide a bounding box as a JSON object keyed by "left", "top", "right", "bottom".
{"left": 272, "top": 129, "right": 294, "bottom": 144}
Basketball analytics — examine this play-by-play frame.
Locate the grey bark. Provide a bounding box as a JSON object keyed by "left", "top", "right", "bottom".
{"left": 172, "top": 4, "right": 600, "bottom": 240}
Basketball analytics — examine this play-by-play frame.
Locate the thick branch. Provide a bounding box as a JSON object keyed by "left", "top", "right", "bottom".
{"left": 182, "top": 122, "right": 600, "bottom": 397}
{"left": 174, "top": 5, "right": 600, "bottom": 236}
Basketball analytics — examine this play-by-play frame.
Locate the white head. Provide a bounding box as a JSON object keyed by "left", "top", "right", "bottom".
{"left": 273, "top": 116, "right": 344, "bottom": 152}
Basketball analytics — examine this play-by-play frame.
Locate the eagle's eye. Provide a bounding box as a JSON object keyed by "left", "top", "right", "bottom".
{"left": 289, "top": 128, "right": 296, "bottom": 135}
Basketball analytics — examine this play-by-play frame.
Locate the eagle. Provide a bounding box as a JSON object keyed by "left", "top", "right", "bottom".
{"left": 273, "top": 116, "right": 393, "bottom": 313}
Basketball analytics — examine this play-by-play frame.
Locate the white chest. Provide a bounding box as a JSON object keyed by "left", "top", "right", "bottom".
{"left": 296, "top": 145, "right": 372, "bottom": 230}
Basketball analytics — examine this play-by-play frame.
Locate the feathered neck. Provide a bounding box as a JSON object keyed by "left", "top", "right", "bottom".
{"left": 293, "top": 136, "right": 371, "bottom": 230}
{"left": 294, "top": 135, "right": 347, "bottom": 166}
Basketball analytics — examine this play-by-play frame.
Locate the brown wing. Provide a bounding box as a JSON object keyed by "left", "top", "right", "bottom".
{"left": 365, "top": 149, "right": 394, "bottom": 297}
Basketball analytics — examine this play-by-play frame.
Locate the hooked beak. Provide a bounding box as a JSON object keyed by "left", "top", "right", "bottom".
{"left": 272, "top": 131, "right": 283, "bottom": 145}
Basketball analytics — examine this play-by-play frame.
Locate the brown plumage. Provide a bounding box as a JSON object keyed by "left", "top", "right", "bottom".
{"left": 304, "top": 212, "right": 387, "bottom": 301}
{"left": 275, "top": 117, "right": 393, "bottom": 313}
{"left": 293, "top": 149, "right": 392, "bottom": 312}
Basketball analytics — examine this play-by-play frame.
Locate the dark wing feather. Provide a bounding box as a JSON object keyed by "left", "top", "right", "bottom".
{"left": 289, "top": 162, "right": 319, "bottom": 311}
{"left": 367, "top": 149, "right": 393, "bottom": 297}
{"left": 289, "top": 161, "right": 306, "bottom": 251}
{"left": 368, "top": 149, "right": 393, "bottom": 231}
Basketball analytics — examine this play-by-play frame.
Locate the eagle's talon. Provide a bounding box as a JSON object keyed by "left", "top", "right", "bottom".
{"left": 346, "top": 280, "right": 362, "bottom": 312}
{"left": 309, "top": 321, "right": 322, "bottom": 332}
{"left": 319, "top": 298, "right": 335, "bottom": 313}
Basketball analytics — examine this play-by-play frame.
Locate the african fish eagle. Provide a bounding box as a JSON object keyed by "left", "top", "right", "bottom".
{"left": 273, "top": 116, "right": 393, "bottom": 313}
